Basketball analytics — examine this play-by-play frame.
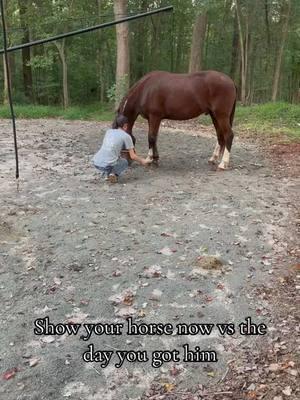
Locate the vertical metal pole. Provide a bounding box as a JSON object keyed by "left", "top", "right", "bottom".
{"left": 0, "top": 0, "right": 19, "bottom": 180}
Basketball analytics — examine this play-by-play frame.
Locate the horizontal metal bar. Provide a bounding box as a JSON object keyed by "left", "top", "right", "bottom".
{"left": 0, "top": 6, "right": 173, "bottom": 55}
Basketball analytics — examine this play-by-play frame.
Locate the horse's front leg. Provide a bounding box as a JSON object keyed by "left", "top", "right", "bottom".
{"left": 146, "top": 116, "right": 161, "bottom": 164}
{"left": 126, "top": 120, "right": 136, "bottom": 146}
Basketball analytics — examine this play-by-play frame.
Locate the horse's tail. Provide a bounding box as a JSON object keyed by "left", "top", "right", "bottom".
{"left": 230, "top": 87, "right": 237, "bottom": 128}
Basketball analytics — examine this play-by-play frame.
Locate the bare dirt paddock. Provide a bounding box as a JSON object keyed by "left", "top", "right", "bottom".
{"left": 0, "top": 119, "right": 299, "bottom": 400}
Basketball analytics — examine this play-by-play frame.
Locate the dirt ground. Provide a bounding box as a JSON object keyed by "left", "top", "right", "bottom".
{"left": 0, "top": 119, "right": 299, "bottom": 400}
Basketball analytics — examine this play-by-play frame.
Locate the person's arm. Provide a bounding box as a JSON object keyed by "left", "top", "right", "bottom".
{"left": 129, "top": 148, "right": 151, "bottom": 166}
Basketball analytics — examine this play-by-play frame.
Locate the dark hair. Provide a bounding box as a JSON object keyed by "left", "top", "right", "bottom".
{"left": 113, "top": 114, "right": 128, "bottom": 128}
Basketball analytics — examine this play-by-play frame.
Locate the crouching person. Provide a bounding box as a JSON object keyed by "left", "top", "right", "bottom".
{"left": 92, "top": 115, "right": 150, "bottom": 183}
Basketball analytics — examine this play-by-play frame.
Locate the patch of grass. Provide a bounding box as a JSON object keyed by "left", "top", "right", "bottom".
{"left": 199, "top": 102, "right": 300, "bottom": 141}
{"left": 0, "top": 103, "right": 114, "bottom": 122}
{"left": 0, "top": 104, "right": 63, "bottom": 119}
{"left": 0, "top": 102, "right": 299, "bottom": 141}
{"left": 235, "top": 102, "right": 300, "bottom": 140}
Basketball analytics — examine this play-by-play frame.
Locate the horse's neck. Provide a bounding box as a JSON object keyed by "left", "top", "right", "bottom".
{"left": 120, "top": 97, "right": 130, "bottom": 114}
{"left": 121, "top": 90, "right": 138, "bottom": 116}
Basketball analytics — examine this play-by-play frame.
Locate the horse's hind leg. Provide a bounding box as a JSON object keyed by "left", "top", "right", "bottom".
{"left": 215, "top": 117, "right": 234, "bottom": 170}
{"left": 146, "top": 115, "right": 161, "bottom": 164}
{"left": 209, "top": 143, "right": 220, "bottom": 164}
{"left": 208, "top": 113, "right": 225, "bottom": 164}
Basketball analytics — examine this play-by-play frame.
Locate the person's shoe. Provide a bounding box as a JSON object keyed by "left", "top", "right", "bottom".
{"left": 108, "top": 174, "right": 118, "bottom": 183}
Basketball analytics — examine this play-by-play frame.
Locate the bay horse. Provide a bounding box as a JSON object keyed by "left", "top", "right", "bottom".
{"left": 113, "top": 70, "right": 237, "bottom": 170}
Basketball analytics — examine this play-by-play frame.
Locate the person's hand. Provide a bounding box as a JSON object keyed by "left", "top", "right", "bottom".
{"left": 141, "top": 158, "right": 152, "bottom": 166}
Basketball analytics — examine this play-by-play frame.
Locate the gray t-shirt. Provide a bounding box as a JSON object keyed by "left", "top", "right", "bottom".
{"left": 93, "top": 128, "right": 134, "bottom": 167}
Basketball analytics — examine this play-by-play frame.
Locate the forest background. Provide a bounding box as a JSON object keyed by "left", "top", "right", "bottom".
{"left": 0, "top": 0, "right": 299, "bottom": 139}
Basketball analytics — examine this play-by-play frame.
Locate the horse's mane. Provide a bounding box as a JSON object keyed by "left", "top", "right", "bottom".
{"left": 117, "top": 73, "right": 154, "bottom": 113}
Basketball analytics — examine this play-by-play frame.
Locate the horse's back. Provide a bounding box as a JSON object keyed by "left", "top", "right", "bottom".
{"left": 135, "top": 70, "right": 235, "bottom": 101}
{"left": 125, "top": 70, "right": 236, "bottom": 121}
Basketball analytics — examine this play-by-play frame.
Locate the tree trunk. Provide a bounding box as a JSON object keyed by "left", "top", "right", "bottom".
{"left": 135, "top": 0, "right": 147, "bottom": 80}
{"left": 114, "top": 0, "right": 130, "bottom": 108}
{"left": 2, "top": 0, "right": 10, "bottom": 104}
{"left": 235, "top": 0, "right": 247, "bottom": 104}
{"left": 55, "top": 39, "right": 69, "bottom": 109}
{"left": 189, "top": 12, "right": 207, "bottom": 73}
{"left": 3, "top": 54, "right": 10, "bottom": 105}
{"left": 95, "top": 0, "right": 104, "bottom": 102}
{"left": 230, "top": 13, "right": 239, "bottom": 81}
{"left": 175, "top": 21, "right": 183, "bottom": 72}
{"left": 18, "top": 0, "right": 33, "bottom": 101}
{"left": 272, "top": 0, "right": 291, "bottom": 102}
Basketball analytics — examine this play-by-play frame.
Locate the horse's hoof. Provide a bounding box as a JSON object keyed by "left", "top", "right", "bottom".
{"left": 217, "top": 162, "right": 228, "bottom": 171}
{"left": 145, "top": 154, "right": 154, "bottom": 164}
{"left": 208, "top": 158, "right": 217, "bottom": 165}
{"left": 152, "top": 159, "right": 159, "bottom": 166}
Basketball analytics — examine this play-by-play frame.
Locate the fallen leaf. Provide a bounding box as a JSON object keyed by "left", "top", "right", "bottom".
{"left": 29, "top": 357, "right": 40, "bottom": 367}
{"left": 162, "top": 383, "right": 175, "bottom": 393}
{"left": 67, "top": 312, "right": 88, "bottom": 324}
{"left": 115, "top": 306, "right": 137, "bottom": 318}
{"left": 53, "top": 277, "right": 62, "bottom": 286}
{"left": 109, "top": 289, "right": 136, "bottom": 306}
{"left": 150, "top": 289, "right": 162, "bottom": 301}
{"left": 246, "top": 391, "right": 257, "bottom": 399}
{"left": 170, "top": 365, "right": 182, "bottom": 376}
{"left": 195, "top": 256, "right": 223, "bottom": 270}
{"left": 3, "top": 368, "right": 18, "bottom": 380}
{"left": 247, "top": 384, "right": 256, "bottom": 391}
{"left": 291, "top": 263, "right": 300, "bottom": 271}
{"left": 138, "top": 310, "right": 146, "bottom": 318}
{"left": 158, "top": 247, "right": 176, "bottom": 256}
{"left": 286, "top": 369, "right": 298, "bottom": 376}
{"left": 207, "top": 371, "right": 215, "bottom": 377}
{"left": 282, "top": 386, "right": 292, "bottom": 396}
{"left": 268, "top": 363, "right": 280, "bottom": 372}
{"left": 143, "top": 265, "right": 162, "bottom": 278}
{"left": 41, "top": 336, "right": 55, "bottom": 344}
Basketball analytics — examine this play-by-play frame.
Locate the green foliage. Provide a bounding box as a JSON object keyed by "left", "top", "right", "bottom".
{"left": 106, "top": 82, "right": 117, "bottom": 104}
{"left": 0, "top": 103, "right": 114, "bottom": 121}
{"left": 0, "top": 0, "right": 299, "bottom": 108}
{"left": 235, "top": 102, "right": 300, "bottom": 139}
{"left": 197, "top": 102, "right": 300, "bottom": 140}
{"left": 0, "top": 102, "right": 299, "bottom": 140}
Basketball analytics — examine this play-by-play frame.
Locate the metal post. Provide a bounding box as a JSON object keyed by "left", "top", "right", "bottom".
{"left": 0, "top": 6, "right": 173, "bottom": 55}
{"left": 0, "top": 0, "right": 19, "bottom": 180}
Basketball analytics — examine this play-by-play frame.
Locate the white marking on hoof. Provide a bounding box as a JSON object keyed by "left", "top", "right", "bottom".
{"left": 218, "top": 148, "right": 230, "bottom": 170}
{"left": 145, "top": 156, "right": 153, "bottom": 163}
{"left": 146, "top": 149, "right": 154, "bottom": 163}
{"left": 208, "top": 157, "right": 217, "bottom": 164}
{"left": 217, "top": 163, "right": 227, "bottom": 171}
{"left": 209, "top": 143, "right": 221, "bottom": 164}
{"left": 147, "top": 148, "right": 154, "bottom": 158}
